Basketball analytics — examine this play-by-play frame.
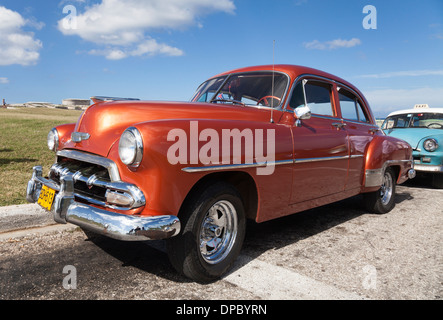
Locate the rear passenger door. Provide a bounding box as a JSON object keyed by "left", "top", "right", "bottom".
{"left": 336, "top": 86, "right": 378, "bottom": 190}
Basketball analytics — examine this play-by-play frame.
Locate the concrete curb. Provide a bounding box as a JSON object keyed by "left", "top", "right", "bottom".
{"left": 0, "top": 203, "right": 77, "bottom": 237}
{"left": 0, "top": 224, "right": 78, "bottom": 241}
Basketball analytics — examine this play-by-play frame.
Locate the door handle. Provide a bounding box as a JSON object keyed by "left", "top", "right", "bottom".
{"left": 332, "top": 122, "right": 346, "bottom": 129}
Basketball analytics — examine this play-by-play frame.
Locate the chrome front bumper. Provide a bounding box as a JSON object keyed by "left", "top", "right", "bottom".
{"left": 26, "top": 166, "right": 180, "bottom": 241}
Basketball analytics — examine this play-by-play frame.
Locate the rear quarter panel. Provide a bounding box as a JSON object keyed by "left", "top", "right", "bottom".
{"left": 363, "top": 134, "right": 413, "bottom": 191}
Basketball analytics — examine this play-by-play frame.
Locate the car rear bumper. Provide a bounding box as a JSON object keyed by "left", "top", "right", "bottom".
{"left": 26, "top": 166, "right": 180, "bottom": 241}
{"left": 413, "top": 164, "right": 443, "bottom": 173}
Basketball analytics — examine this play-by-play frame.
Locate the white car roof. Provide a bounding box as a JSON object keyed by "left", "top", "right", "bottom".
{"left": 387, "top": 107, "right": 443, "bottom": 117}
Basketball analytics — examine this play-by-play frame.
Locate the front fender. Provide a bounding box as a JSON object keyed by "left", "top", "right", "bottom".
{"left": 109, "top": 118, "right": 292, "bottom": 219}
{"left": 54, "top": 123, "right": 76, "bottom": 151}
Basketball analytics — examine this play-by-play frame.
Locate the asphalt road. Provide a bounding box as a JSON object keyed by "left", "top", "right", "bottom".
{"left": 0, "top": 179, "right": 442, "bottom": 302}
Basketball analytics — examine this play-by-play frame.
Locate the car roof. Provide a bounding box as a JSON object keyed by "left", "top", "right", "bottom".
{"left": 213, "top": 64, "right": 347, "bottom": 82}
{"left": 209, "top": 64, "right": 368, "bottom": 104}
{"left": 387, "top": 107, "right": 443, "bottom": 117}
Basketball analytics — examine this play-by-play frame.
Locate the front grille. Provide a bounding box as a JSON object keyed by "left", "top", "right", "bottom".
{"left": 48, "top": 150, "right": 146, "bottom": 210}
{"left": 49, "top": 158, "right": 111, "bottom": 206}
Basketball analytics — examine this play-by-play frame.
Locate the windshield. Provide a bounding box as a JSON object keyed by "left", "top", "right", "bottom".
{"left": 382, "top": 112, "right": 443, "bottom": 130}
{"left": 191, "top": 71, "right": 289, "bottom": 108}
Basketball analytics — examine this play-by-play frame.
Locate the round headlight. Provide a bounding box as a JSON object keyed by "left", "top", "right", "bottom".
{"left": 423, "top": 138, "right": 438, "bottom": 152}
{"left": 47, "top": 128, "right": 59, "bottom": 152}
{"left": 118, "top": 127, "right": 143, "bottom": 167}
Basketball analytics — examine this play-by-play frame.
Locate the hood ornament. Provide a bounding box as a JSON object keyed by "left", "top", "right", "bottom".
{"left": 71, "top": 132, "right": 90, "bottom": 143}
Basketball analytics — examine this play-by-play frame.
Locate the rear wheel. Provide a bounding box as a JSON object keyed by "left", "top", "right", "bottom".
{"left": 167, "top": 181, "right": 245, "bottom": 283}
{"left": 364, "top": 167, "right": 396, "bottom": 214}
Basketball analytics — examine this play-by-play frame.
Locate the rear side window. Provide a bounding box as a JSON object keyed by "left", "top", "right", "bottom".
{"left": 338, "top": 88, "right": 369, "bottom": 123}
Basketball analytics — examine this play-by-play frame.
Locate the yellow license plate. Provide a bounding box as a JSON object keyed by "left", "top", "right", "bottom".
{"left": 37, "top": 185, "right": 56, "bottom": 211}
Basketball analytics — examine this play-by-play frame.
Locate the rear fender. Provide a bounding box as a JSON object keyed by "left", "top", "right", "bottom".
{"left": 363, "top": 136, "right": 413, "bottom": 192}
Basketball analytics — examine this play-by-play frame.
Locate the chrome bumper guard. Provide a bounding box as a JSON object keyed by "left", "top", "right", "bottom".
{"left": 26, "top": 166, "right": 180, "bottom": 241}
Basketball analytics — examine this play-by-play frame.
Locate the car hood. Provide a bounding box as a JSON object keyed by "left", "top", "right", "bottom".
{"left": 382, "top": 128, "right": 443, "bottom": 149}
{"left": 67, "top": 100, "right": 269, "bottom": 157}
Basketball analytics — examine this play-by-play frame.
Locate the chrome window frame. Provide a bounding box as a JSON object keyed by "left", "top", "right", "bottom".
{"left": 336, "top": 85, "right": 371, "bottom": 124}
{"left": 284, "top": 74, "right": 375, "bottom": 126}
{"left": 284, "top": 74, "right": 337, "bottom": 118}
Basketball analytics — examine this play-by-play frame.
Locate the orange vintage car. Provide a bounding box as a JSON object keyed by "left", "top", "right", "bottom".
{"left": 27, "top": 64, "right": 416, "bottom": 282}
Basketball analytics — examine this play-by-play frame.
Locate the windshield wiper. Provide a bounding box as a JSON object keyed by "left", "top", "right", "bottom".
{"left": 211, "top": 99, "right": 245, "bottom": 107}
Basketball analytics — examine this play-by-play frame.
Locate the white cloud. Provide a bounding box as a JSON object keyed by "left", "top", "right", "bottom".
{"left": 58, "top": 0, "right": 235, "bottom": 59}
{"left": 359, "top": 69, "right": 443, "bottom": 79}
{"left": 363, "top": 87, "right": 443, "bottom": 115}
{"left": 304, "top": 38, "right": 361, "bottom": 50}
{"left": 88, "top": 38, "right": 184, "bottom": 60}
{"left": 0, "top": 6, "right": 43, "bottom": 66}
{"left": 0, "top": 77, "right": 9, "bottom": 84}
{"left": 131, "top": 39, "right": 184, "bottom": 57}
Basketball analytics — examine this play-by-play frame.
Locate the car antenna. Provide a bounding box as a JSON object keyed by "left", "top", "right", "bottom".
{"left": 270, "top": 40, "right": 275, "bottom": 123}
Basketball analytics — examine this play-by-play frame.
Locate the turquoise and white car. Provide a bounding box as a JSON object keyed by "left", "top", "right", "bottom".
{"left": 381, "top": 105, "right": 443, "bottom": 188}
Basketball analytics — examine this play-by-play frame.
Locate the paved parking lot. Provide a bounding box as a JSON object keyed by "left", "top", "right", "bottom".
{"left": 0, "top": 179, "right": 441, "bottom": 302}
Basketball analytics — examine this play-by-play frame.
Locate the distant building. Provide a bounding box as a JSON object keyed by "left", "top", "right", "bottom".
{"left": 62, "top": 99, "right": 90, "bottom": 108}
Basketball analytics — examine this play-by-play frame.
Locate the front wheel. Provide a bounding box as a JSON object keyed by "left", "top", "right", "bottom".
{"left": 167, "top": 181, "right": 246, "bottom": 283}
{"left": 364, "top": 167, "right": 396, "bottom": 214}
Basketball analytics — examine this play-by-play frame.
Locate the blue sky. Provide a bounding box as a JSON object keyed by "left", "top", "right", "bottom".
{"left": 0, "top": 0, "right": 442, "bottom": 117}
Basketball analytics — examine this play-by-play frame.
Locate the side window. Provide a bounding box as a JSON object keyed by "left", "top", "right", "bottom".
{"left": 338, "top": 88, "right": 369, "bottom": 123}
{"left": 288, "top": 82, "right": 305, "bottom": 109}
{"left": 288, "top": 79, "right": 334, "bottom": 117}
{"left": 304, "top": 81, "right": 334, "bottom": 116}
{"left": 356, "top": 101, "right": 369, "bottom": 123}
{"left": 339, "top": 90, "right": 358, "bottom": 121}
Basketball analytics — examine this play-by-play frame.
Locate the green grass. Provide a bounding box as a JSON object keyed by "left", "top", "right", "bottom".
{"left": 0, "top": 107, "right": 82, "bottom": 206}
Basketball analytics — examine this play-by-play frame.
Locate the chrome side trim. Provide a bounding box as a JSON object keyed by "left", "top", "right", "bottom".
{"left": 182, "top": 159, "right": 293, "bottom": 173}
{"left": 365, "top": 168, "right": 384, "bottom": 187}
{"left": 57, "top": 149, "right": 121, "bottom": 181}
{"left": 295, "top": 154, "right": 363, "bottom": 164}
{"left": 182, "top": 155, "right": 364, "bottom": 173}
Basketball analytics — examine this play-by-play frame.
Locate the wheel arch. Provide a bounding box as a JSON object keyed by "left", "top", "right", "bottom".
{"left": 178, "top": 171, "right": 258, "bottom": 221}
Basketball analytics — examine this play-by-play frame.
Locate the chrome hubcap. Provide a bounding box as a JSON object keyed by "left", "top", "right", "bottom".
{"left": 199, "top": 200, "right": 237, "bottom": 264}
{"left": 380, "top": 171, "right": 393, "bottom": 206}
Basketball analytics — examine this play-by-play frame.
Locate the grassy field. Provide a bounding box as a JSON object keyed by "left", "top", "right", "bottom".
{"left": 0, "top": 107, "right": 82, "bottom": 206}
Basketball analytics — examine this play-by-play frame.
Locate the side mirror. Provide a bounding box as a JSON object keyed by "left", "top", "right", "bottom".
{"left": 294, "top": 105, "right": 311, "bottom": 120}
{"left": 294, "top": 105, "right": 311, "bottom": 127}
